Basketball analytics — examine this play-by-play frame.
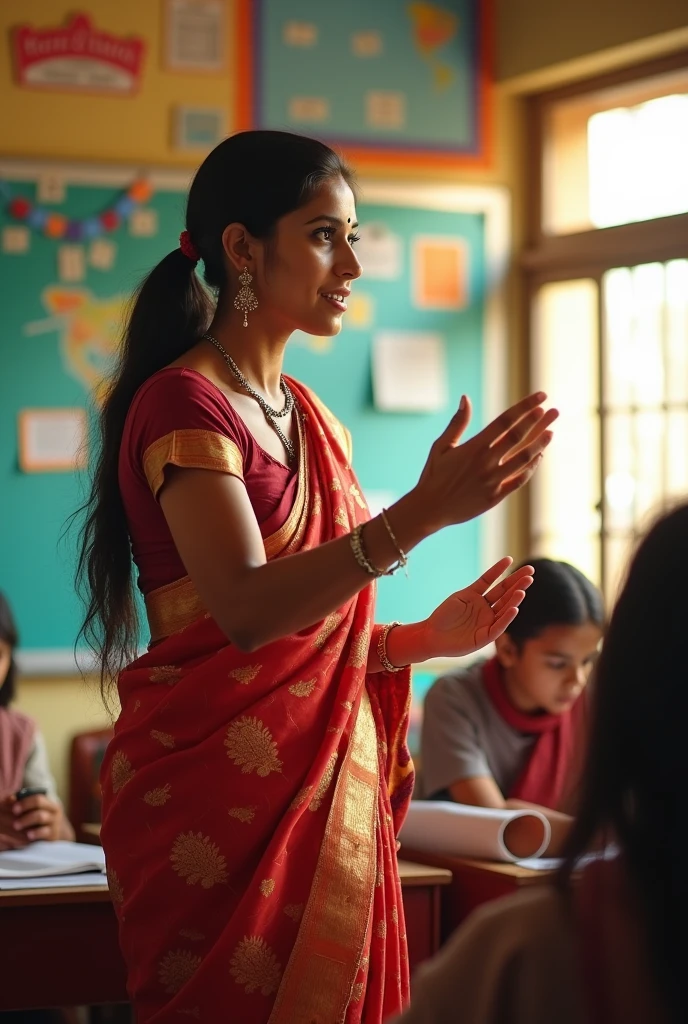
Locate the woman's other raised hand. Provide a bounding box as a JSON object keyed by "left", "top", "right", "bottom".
{"left": 414, "top": 392, "right": 558, "bottom": 532}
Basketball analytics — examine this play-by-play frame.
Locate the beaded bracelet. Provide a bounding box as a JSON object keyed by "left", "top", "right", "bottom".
{"left": 350, "top": 523, "right": 382, "bottom": 577}
{"left": 377, "top": 620, "right": 406, "bottom": 673}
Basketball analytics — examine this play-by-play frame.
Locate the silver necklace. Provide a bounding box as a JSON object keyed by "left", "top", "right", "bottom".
{"left": 202, "top": 333, "right": 296, "bottom": 464}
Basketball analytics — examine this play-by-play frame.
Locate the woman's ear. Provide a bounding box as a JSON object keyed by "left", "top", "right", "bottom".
{"left": 221, "top": 222, "right": 255, "bottom": 273}
{"left": 494, "top": 633, "right": 519, "bottom": 669}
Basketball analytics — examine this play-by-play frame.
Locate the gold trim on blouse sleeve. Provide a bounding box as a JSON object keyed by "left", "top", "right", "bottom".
{"left": 143, "top": 429, "right": 244, "bottom": 499}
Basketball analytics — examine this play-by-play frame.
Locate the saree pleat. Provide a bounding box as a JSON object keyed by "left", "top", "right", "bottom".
{"left": 100, "top": 380, "right": 414, "bottom": 1023}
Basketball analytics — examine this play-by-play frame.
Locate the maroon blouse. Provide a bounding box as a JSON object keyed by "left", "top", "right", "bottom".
{"left": 119, "top": 367, "right": 298, "bottom": 595}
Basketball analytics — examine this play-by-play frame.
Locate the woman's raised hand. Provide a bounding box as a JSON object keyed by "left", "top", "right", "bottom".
{"left": 421, "top": 558, "right": 534, "bottom": 659}
{"left": 414, "top": 392, "right": 557, "bottom": 532}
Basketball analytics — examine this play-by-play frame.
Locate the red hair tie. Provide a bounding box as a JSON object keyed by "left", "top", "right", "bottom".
{"left": 179, "top": 230, "right": 200, "bottom": 263}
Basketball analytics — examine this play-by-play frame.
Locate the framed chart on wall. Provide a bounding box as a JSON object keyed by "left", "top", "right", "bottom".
{"left": 234, "top": 0, "right": 493, "bottom": 170}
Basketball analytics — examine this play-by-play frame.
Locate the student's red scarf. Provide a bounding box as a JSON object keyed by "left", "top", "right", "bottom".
{"left": 100, "top": 380, "right": 415, "bottom": 1024}
{"left": 0, "top": 707, "right": 35, "bottom": 799}
{"left": 482, "top": 656, "right": 586, "bottom": 809}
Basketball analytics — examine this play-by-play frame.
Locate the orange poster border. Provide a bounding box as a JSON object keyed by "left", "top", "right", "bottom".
{"left": 234, "top": 0, "right": 494, "bottom": 172}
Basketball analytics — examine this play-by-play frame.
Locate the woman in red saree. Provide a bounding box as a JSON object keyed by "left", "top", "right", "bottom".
{"left": 78, "top": 131, "right": 556, "bottom": 1022}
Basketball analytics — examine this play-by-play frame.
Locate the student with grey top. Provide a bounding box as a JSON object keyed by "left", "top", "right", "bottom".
{"left": 0, "top": 591, "right": 73, "bottom": 850}
{"left": 420, "top": 559, "right": 604, "bottom": 854}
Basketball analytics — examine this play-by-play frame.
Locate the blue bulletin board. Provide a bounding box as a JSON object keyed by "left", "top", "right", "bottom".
{"left": 236, "top": 0, "right": 492, "bottom": 168}
{"left": 0, "top": 161, "right": 507, "bottom": 674}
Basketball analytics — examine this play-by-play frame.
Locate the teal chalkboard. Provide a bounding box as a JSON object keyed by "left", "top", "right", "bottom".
{"left": 0, "top": 163, "right": 504, "bottom": 671}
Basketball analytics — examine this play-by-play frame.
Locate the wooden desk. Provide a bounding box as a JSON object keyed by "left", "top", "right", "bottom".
{"left": 401, "top": 848, "right": 551, "bottom": 940}
{"left": 0, "top": 859, "right": 451, "bottom": 1011}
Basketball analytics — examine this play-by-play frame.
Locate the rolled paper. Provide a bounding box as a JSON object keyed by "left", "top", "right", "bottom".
{"left": 399, "top": 801, "right": 552, "bottom": 862}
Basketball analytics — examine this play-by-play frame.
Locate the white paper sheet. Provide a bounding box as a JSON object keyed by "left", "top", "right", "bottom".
{"left": 0, "top": 841, "right": 106, "bottom": 878}
{"left": 0, "top": 872, "right": 108, "bottom": 891}
{"left": 399, "top": 801, "right": 551, "bottom": 862}
{"left": 372, "top": 331, "right": 448, "bottom": 412}
{"left": 516, "top": 846, "right": 620, "bottom": 871}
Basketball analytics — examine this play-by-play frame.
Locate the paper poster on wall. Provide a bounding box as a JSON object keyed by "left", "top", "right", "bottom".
{"left": 58, "top": 245, "right": 86, "bottom": 283}
{"left": 413, "top": 236, "right": 468, "bottom": 309}
{"left": 88, "top": 239, "right": 117, "bottom": 271}
{"left": 2, "top": 227, "right": 29, "bottom": 253}
{"left": 13, "top": 14, "right": 145, "bottom": 95}
{"left": 37, "top": 174, "right": 65, "bottom": 204}
{"left": 283, "top": 22, "right": 318, "bottom": 46}
{"left": 18, "top": 408, "right": 87, "bottom": 472}
{"left": 355, "top": 222, "right": 403, "bottom": 280}
{"left": 128, "top": 208, "right": 159, "bottom": 237}
{"left": 347, "top": 293, "right": 374, "bottom": 329}
{"left": 165, "top": 0, "right": 225, "bottom": 71}
{"left": 372, "top": 331, "right": 448, "bottom": 412}
{"left": 174, "top": 107, "right": 226, "bottom": 151}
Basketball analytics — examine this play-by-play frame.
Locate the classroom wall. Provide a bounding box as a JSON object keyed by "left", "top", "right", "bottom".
{"left": 496, "top": 0, "right": 688, "bottom": 83}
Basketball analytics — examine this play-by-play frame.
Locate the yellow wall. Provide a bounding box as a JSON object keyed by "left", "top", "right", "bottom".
{"left": 0, "top": 0, "right": 233, "bottom": 166}
{"left": 496, "top": 0, "right": 688, "bottom": 82}
{"left": 15, "top": 676, "right": 113, "bottom": 803}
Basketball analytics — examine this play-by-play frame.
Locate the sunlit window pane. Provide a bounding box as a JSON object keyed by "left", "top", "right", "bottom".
{"left": 604, "top": 264, "right": 665, "bottom": 408}
{"left": 666, "top": 410, "right": 688, "bottom": 496}
{"left": 604, "top": 535, "right": 635, "bottom": 605}
{"left": 531, "top": 279, "right": 600, "bottom": 585}
{"left": 543, "top": 72, "right": 688, "bottom": 234}
{"left": 589, "top": 95, "right": 688, "bottom": 228}
{"left": 666, "top": 260, "right": 688, "bottom": 404}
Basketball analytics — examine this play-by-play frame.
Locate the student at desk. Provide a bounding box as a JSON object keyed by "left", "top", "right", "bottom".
{"left": 0, "top": 593, "right": 74, "bottom": 851}
{"left": 396, "top": 505, "right": 685, "bottom": 1024}
{"left": 420, "top": 560, "right": 604, "bottom": 852}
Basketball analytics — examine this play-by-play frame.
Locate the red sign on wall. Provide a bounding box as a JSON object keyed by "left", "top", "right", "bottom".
{"left": 13, "top": 13, "right": 145, "bottom": 94}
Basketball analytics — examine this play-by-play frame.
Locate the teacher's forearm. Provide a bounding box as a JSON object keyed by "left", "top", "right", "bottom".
{"left": 366, "top": 620, "right": 432, "bottom": 673}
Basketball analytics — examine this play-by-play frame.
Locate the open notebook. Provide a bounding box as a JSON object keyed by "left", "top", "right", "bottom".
{"left": 0, "top": 841, "right": 106, "bottom": 879}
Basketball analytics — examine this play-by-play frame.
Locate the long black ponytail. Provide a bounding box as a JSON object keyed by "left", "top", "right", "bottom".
{"left": 75, "top": 251, "right": 212, "bottom": 699}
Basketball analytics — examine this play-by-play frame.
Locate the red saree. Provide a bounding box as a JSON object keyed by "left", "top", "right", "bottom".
{"left": 483, "top": 657, "right": 587, "bottom": 809}
{"left": 100, "top": 378, "right": 414, "bottom": 1023}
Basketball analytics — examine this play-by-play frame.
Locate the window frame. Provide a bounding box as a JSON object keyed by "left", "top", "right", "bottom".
{"left": 523, "top": 50, "right": 688, "bottom": 595}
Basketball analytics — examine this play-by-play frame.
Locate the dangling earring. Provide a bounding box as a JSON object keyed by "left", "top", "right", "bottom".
{"left": 234, "top": 267, "right": 258, "bottom": 328}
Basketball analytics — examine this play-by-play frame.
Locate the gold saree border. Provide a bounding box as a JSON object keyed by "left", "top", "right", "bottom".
{"left": 263, "top": 410, "right": 310, "bottom": 560}
{"left": 142, "top": 428, "right": 244, "bottom": 498}
{"left": 268, "top": 689, "right": 379, "bottom": 1024}
{"left": 145, "top": 413, "right": 309, "bottom": 641}
{"left": 145, "top": 575, "right": 206, "bottom": 644}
